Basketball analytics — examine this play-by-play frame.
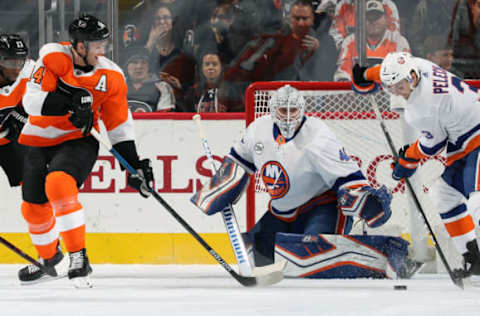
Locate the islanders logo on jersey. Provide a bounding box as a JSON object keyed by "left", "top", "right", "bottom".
{"left": 260, "top": 161, "right": 290, "bottom": 199}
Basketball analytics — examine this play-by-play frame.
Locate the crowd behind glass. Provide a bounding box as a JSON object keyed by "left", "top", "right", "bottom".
{"left": 1, "top": 0, "right": 479, "bottom": 113}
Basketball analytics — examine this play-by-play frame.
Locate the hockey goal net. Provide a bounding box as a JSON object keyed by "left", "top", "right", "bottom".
{"left": 244, "top": 81, "right": 447, "bottom": 241}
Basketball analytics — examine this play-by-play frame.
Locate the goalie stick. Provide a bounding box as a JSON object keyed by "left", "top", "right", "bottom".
{"left": 89, "top": 128, "right": 283, "bottom": 287}
{"left": 368, "top": 94, "right": 464, "bottom": 289}
{"left": 0, "top": 236, "right": 57, "bottom": 277}
{"left": 192, "top": 114, "right": 285, "bottom": 280}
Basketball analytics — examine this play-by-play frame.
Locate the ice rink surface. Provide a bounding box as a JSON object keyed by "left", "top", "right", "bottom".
{"left": 1, "top": 264, "right": 480, "bottom": 316}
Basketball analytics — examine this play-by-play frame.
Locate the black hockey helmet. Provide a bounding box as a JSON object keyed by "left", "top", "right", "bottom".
{"left": 68, "top": 13, "right": 110, "bottom": 47}
{"left": 0, "top": 33, "right": 28, "bottom": 61}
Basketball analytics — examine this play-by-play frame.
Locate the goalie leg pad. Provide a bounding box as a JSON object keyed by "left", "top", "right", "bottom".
{"left": 274, "top": 233, "right": 409, "bottom": 279}
{"left": 191, "top": 157, "right": 250, "bottom": 215}
{"left": 337, "top": 185, "right": 392, "bottom": 228}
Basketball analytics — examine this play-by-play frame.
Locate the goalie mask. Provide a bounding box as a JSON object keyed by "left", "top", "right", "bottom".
{"left": 269, "top": 85, "right": 305, "bottom": 139}
{"left": 380, "top": 52, "right": 420, "bottom": 96}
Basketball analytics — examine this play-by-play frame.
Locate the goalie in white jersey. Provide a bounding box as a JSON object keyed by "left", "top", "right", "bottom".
{"left": 353, "top": 52, "right": 480, "bottom": 278}
{"left": 192, "top": 84, "right": 413, "bottom": 279}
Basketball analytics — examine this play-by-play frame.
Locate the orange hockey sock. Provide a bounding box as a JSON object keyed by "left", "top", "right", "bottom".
{"left": 45, "top": 171, "right": 85, "bottom": 253}
{"left": 21, "top": 201, "right": 59, "bottom": 259}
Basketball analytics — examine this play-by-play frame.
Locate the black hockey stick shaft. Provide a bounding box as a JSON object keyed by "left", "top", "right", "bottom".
{"left": 148, "top": 188, "right": 256, "bottom": 286}
{"left": 0, "top": 236, "right": 57, "bottom": 276}
{"left": 90, "top": 130, "right": 257, "bottom": 287}
{"left": 372, "top": 101, "right": 464, "bottom": 289}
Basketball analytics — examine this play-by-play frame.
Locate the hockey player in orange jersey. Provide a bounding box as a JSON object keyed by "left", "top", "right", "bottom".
{"left": 0, "top": 34, "right": 32, "bottom": 188}
{"left": 17, "top": 14, "right": 154, "bottom": 288}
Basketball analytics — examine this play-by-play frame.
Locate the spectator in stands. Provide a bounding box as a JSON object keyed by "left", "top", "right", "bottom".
{"left": 449, "top": 0, "right": 480, "bottom": 78}
{"left": 180, "top": 51, "right": 229, "bottom": 112}
{"left": 193, "top": 2, "right": 237, "bottom": 64}
{"left": 334, "top": 0, "right": 410, "bottom": 81}
{"left": 329, "top": 0, "right": 400, "bottom": 49}
{"left": 226, "top": 0, "right": 337, "bottom": 82}
{"left": 143, "top": 3, "right": 178, "bottom": 71}
{"left": 142, "top": 3, "right": 196, "bottom": 105}
{"left": 408, "top": 0, "right": 455, "bottom": 57}
{"left": 123, "top": 46, "right": 176, "bottom": 112}
{"left": 424, "top": 35, "right": 456, "bottom": 74}
{"left": 314, "top": 0, "right": 337, "bottom": 33}
{"left": 222, "top": 0, "right": 337, "bottom": 111}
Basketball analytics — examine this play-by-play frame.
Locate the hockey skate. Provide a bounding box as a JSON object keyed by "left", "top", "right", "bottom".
{"left": 453, "top": 240, "right": 480, "bottom": 279}
{"left": 68, "top": 248, "right": 93, "bottom": 288}
{"left": 18, "top": 243, "right": 68, "bottom": 285}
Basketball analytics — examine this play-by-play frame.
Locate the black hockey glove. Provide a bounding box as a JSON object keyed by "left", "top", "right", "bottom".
{"left": 352, "top": 64, "right": 372, "bottom": 86}
{"left": 127, "top": 158, "right": 154, "bottom": 198}
{"left": 69, "top": 90, "right": 94, "bottom": 136}
{"left": 351, "top": 64, "right": 378, "bottom": 95}
{"left": 0, "top": 105, "right": 28, "bottom": 141}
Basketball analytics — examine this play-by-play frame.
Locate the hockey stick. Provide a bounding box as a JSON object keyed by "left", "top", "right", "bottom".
{"left": 192, "top": 114, "right": 285, "bottom": 280}
{"left": 0, "top": 236, "right": 57, "bottom": 276}
{"left": 368, "top": 94, "right": 464, "bottom": 289}
{"left": 89, "top": 128, "right": 282, "bottom": 287}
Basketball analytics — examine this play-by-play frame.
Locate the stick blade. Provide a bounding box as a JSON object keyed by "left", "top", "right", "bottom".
{"left": 251, "top": 261, "right": 286, "bottom": 287}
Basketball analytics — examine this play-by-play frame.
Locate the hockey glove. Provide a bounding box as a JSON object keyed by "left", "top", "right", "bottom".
{"left": 338, "top": 185, "right": 392, "bottom": 228}
{"left": 351, "top": 64, "right": 379, "bottom": 94}
{"left": 127, "top": 158, "right": 154, "bottom": 198}
{"left": 391, "top": 145, "right": 419, "bottom": 180}
{"left": 191, "top": 156, "right": 250, "bottom": 215}
{"left": 0, "top": 105, "right": 28, "bottom": 141}
{"left": 68, "top": 90, "right": 94, "bottom": 136}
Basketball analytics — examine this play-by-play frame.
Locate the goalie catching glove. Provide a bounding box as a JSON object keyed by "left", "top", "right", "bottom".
{"left": 391, "top": 144, "right": 419, "bottom": 180}
{"left": 351, "top": 64, "right": 379, "bottom": 94}
{"left": 0, "top": 104, "right": 28, "bottom": 141}
{"left": 337, "top": 185, "right": 392, "bottom": 228}
{"left": 191, "top": 156, "right": 250, "bottom": 215}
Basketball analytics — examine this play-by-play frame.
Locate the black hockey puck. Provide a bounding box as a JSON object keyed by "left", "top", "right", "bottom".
{"left": 393, "top": 285, "right": 407, "bottom": 290}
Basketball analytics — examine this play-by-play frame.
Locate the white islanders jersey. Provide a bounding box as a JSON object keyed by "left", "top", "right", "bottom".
{"left": 230, "top": 115, "right": 368, "bottom": 221}
{"left": 405, "top": 58, "right": 480, "bottom": 165}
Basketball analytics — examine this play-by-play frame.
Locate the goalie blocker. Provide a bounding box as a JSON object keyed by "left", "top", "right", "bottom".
{"left": 191, "top": 156, "right": 250, "bottom": 215}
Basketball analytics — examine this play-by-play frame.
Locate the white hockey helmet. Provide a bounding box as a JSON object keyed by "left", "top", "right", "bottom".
{"left": 380, "top": 52, "right": 420, "bottom": 92}
{"left": 269, "top": 84, "right": 305, "bottom": 139}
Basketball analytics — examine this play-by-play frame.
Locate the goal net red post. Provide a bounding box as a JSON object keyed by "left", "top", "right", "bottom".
{"left": 244, "top": 81, "right": 479, "bottom": 269}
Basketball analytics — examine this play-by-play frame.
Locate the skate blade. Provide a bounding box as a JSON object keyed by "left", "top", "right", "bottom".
{"left": 20, "top": 273, "right": 68, "bottom": 286}
{"left": 72, "top": 276, "right": 93, "bottom": 289}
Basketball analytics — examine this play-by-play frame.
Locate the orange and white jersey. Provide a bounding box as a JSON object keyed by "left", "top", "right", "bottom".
{"left": 19, "top": 42, "right": 134, "bottom": 147}
{"left": 329, "top": 0, "right": 400, "bottom": 48}
{"left": 401, "top": 58, "right": 480, "bottom": 166}
{"left": 0, "top": 59, "right": 35, "bottom": 145}
{"left": 334, "top": 29, "right": 410, "bottom": 81}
